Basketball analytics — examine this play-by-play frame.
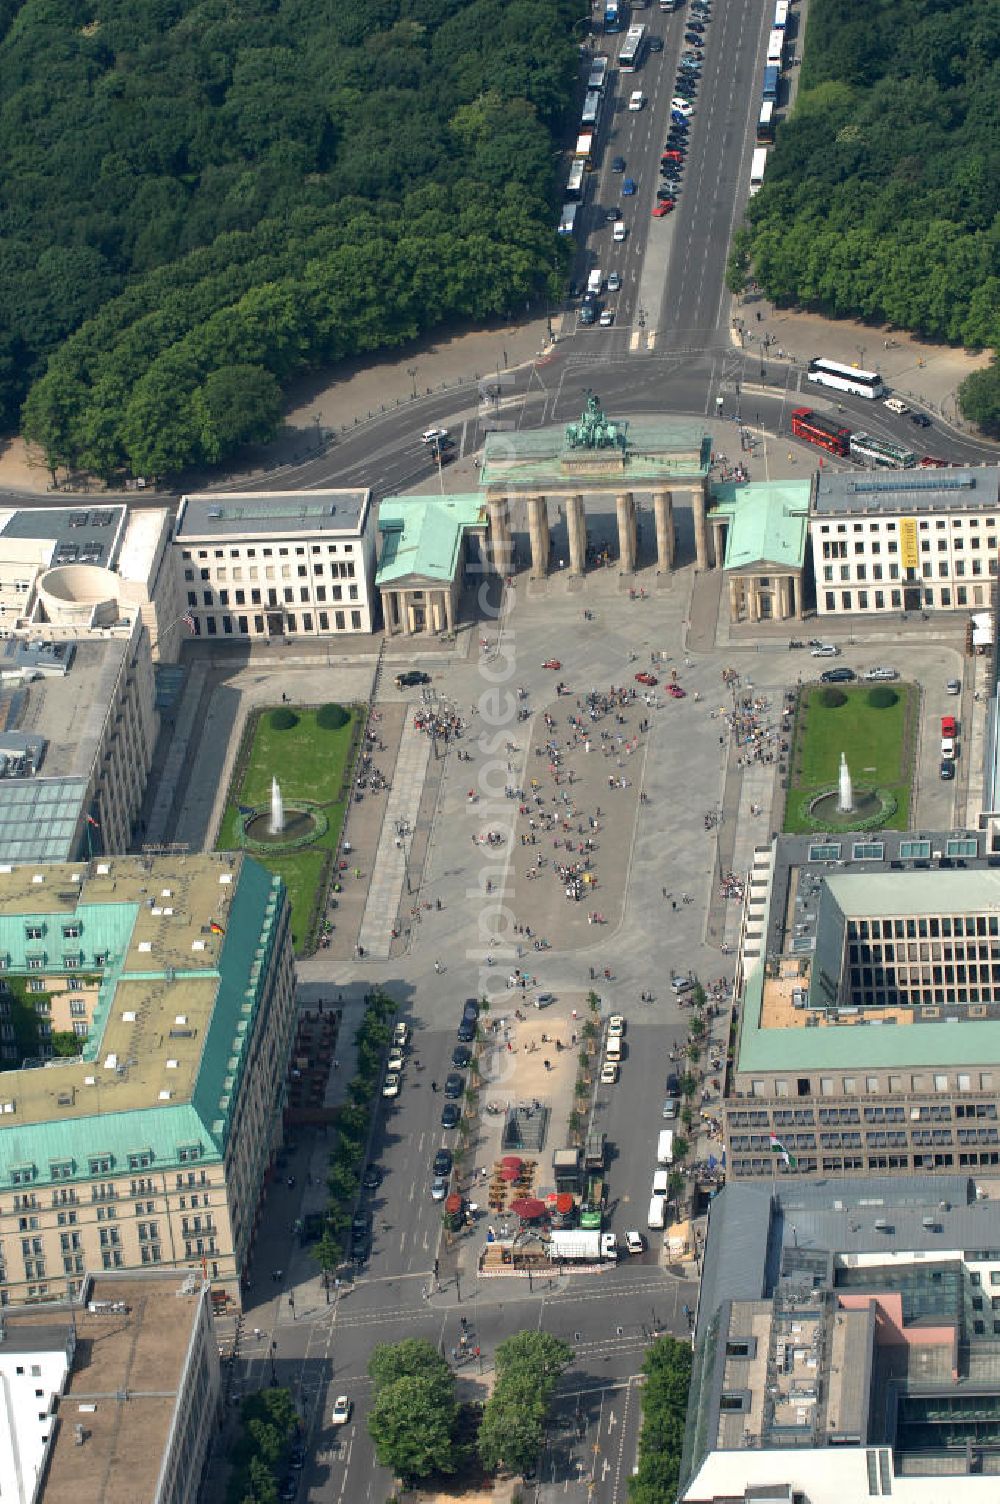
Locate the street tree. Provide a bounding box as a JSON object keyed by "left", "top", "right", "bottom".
{"left": 367, "top": 1373, "right": 457, "bottom": 1484}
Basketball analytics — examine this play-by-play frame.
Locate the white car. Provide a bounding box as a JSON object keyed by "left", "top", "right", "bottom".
{"left": 392, "top": 1021, "right": 409, "bottom": 1047}
{"left": 671, "top": 98, "right": 694, "bottom": 116}
{"left": 863, "top": 666, "right": 898, "bottom": 682}
{"left": 810, "top": 643, "right": 839, "bottom": 657}
{"left": 608, "top": 1014, "right": 625, "bottom": 1038}
{"left": 628, "top": 90, "right": 646, "bottom": 111}
{"left": 884, "top": 396, "right": 908, "bottom": 415}
{"left": 599, "top": 310, "right": 615, "bottom": 326}
{"left": 387, "top": 1047, "right": 405, "bottom": 1073}
{"left": 607, "top": 272, "right": 622, "bottom": 292}
{"left": 331, "top": 1395, "right": 352, "bottom": 1426}
{"left": 612, "top": 221, "right": 627, "bottom": 242}
{"left": 600, "top": 1061, "right": 619, "bottom": 1085}
{"left": 420, "top": 427, "right": 449, "bottom": 445}
{"left": 625, "top": 1230, "right": 645, "bottom": 1255}
{"left": 381, "top": 1072, "right": 400, "bottom": 1099}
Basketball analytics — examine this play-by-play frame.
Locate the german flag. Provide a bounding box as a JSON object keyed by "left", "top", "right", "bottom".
{"left": 209, "top": 921, "right": 225, "bottom": 936}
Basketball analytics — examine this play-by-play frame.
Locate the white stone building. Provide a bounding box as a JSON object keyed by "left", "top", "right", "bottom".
{"left": 174, "top": 490, "right": 376, "bottom": 641}
{"left": 811, "top": 466, "right": 999, "bottom": 617}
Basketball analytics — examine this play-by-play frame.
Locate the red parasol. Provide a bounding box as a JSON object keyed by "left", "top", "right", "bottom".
{"left": 444, "top": 1193, "right": 462, "bottom": 1214}
{"left": 510, "top": 1196, "right": 547, "bottom": 1220}
{"left": 501, "top": 1155, "right": 523, "bottom": 1170}
{"left": 500, "top": 1163, "right": 520, "bottom": 1182}
{"left": 555, "top": 1192, "right": 574, "bottom": 1214}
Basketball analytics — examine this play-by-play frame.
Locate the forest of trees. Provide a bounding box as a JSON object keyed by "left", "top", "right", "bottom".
{"left": 0, "top": 0, "right": 580, "bottom": 477}
{"left": 740, "top": 0, "right": 1000, "bottom": 427}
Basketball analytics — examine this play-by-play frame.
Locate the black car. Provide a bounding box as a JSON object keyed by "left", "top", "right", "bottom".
{"left": 395, "top": 670, "right": 430, "bottom": 688}
{"left": 687, "top": 20, "right": 705, "bottom": 30}
{"left": 940, "top": 760, "right": 956, "bottom": 780}
{"left": 462, "top": 997, "right": 479, "bottom": 1022}
{"left": 820, "top": 667, "right": 857, "bottom": 683}
{"left": 350, "top": 1212, "right": 371, "bottom": 1261}
{"left": 451, "top": 1044, "right": 472, "bottom": 1069}
{"left": 441, "top": 1101, "right": 461, "bottom": 1129}
{"left": 648, "top": 34, "right": 663, "bottom": 50}
{"left": 611, "top": 154, "right": 626, "bottom": 172}
{"left": 656, "top": 187, "right": 676, "bottom": 202}
{"left": 433, "top": 1147, "right": 453, "bottom": 1177}
{"left": 666, "top": 1071, "right": 681, "bottom": 1096}
{"left": 444, "top": 1072, "right": 464, "bottom": 1099}
{"left": 580, "top": 304, "right": 597, "bottom": 326}
{"left": 909, "top": 411, "right": 932, "bottom": 428}
{"left": 362, "top": 1164, "right": 383, "bottom": 1190}
{"left": 684, "top": 33, "right": 703, "bottom": 44}
{"left": 457, "top": 1017, "right": 475, "bottom": 1042}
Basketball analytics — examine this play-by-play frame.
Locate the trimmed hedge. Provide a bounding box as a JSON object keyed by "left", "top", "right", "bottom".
{"left": 317, "top": 702, "right": 349, "bottom": 730}
{"left": 270, "top": 707, "right": 299, "bottom": 731}
{"left": 867, "top": 686, "right": 899, "bottom": 709}
{"left": 818, "top": 687, "right": 848, "bottom": 708}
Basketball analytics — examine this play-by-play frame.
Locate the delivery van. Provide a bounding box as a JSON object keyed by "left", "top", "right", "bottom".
{"left": 647, "top": 1194, "right": 666, "bottom": 1229}
{"left": 657, "top": 1129, "right": 674, "bottom": 1165}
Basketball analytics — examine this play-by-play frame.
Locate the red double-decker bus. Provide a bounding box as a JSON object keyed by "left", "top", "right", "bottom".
{"left": 790, "top": 407, "right": 851, "bottom": 457}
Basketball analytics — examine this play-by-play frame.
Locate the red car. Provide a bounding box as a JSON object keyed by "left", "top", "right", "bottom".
{"left": 635, "top": 672, "right": 658, "bottom": 687}
{"left": 542, "top": 659, "right": 562, "bottom": 670}
{"left": 661, "top": 150, "right": 683, "bottom": 162}
{"left": 667, "top": 683, "right": 687, "bottom": 698}
{"left": 652, "top": 202, "right": 674, "bottom": 217}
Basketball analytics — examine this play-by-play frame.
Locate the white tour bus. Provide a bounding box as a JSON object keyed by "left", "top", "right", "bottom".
{"left": 807, "top": 357, "right": 885, "bottom": 400}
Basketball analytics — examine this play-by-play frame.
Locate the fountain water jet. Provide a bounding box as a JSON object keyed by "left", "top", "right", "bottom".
{"left": 837, "top": 752, "right": 854, "bottom": 814}
{"left": 270, "top": 776, "right": 285, "bottom": 836}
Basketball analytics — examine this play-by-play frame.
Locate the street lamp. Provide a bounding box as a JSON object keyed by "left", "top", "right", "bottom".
{"left": 269, "top": 1340, "right": 277, "bottom": 1386}
{"left": 407, "top": 366, "right": 418, "bottom": 399}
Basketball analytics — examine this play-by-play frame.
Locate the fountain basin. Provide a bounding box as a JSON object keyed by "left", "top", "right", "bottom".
{"left": 238, "top": 802, "right": 328, "bottom": 853}
{"left": 798, "top": 785, "right": 898, "bottom": 832}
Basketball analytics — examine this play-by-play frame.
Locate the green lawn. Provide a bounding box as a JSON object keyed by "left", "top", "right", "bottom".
{"left": 784, "top": 683, "right": 914, "bottom": 833}
{"left": 216, "top": 706, "right": 358, "bottom": 952}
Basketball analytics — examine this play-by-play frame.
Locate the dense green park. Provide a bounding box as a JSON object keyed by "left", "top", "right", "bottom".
{"left": 732, "top": 0, "right": 1000, "bottom": 430}
{"left": 1, "top": 0, "right": 580, "bottom": 478}
{"left": 216, "top": 705, "right": 359, "bottom": 952}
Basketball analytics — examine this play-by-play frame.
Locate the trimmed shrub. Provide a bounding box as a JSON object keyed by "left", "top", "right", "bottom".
{"left": 317, "top": 702, "right": 349, "bottom": 730}
{"left": 867, "top": 685, "right": 899, "bottom": 709}
{"left": 270, "top": 707, "right": 298, "bottom": 731}
{"left": 818, "top": 687, "right": 848, "bottom": 708}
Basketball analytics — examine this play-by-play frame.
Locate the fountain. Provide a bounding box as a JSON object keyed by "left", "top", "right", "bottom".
{"left": 837, "top": 752, "right": 854, "bottom": 814}
{"left": 270, "top": 776, "right": 285, "bottom": 836}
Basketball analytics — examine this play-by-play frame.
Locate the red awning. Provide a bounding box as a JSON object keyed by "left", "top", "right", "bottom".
{"left": 510, "top": 1197, "right": 547, "bottom": 1220}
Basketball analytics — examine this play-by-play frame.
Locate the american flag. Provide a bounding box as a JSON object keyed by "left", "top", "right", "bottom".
{"left": 181, "top": 612, "right": 196, "bottom": 632}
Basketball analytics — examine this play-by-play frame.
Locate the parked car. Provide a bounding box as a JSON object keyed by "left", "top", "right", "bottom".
{"left": 444, "top": 1072, "right": 464, "bottom": 1098}
{"left": 441, "top": 1102, "right": 461, "bottom": 1128}
{"left": 863, "top": 666, "right": 897, "bottom": 681}
{"left": 395, "top": 670, "right": 430, "bottom": 688}
{"left": 820, "top": 667, "right": 856, "bottom": 683}
{"left": 652, "top": 202, "right": 674, "bottom": 217}
{"left": 940, "top": 760, "right": 956, "bottom": 781}
{"left": 600, "top": 1060, "right": 619, "bottom": 1085}
{"left": 393, "top": 1021, "right": 409, "bottom": 1047}
{"left": 608, "top": 1014, "right": 625, "bottom": 1038}
{"left": 381, "top": 1071, "right": 400, "bottom": 1098}
{"left": 534, "top": 991, "right": 557, "bottom": 1008}
{"left": 451, "top": 1044, "right": 471, "bottom": 1069}
{"left": 811, "top": 643, "right": 839, "bottom": 656}
{"left": 946, "top": 678, "right": 961, "bottom": 695}
{"left": 433, "top": 1148, "right": 453, "bottom": 1177}
{"left": 362, "top": 1164, "right": 383, "bottom": 1190}
{"left": 387, "top": 1047, "right": 405, "bottom": 1073}
{"left": 666, "top": 1071, "right": 681, "bottom": 1095}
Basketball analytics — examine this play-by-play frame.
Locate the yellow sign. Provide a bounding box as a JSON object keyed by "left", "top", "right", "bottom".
{"left": 899, "top": 517, "right": 918, "bottom": 571}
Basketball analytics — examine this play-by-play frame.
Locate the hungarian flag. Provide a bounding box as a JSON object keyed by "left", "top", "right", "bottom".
{"left": 86, "top": 814, "right": 100, "bottom": 829}
{"left": 209, "top": 921, "right": 225, "bottom": 936}
{"left": 769, "top": 1133, "right": 797, "bottom": 1169}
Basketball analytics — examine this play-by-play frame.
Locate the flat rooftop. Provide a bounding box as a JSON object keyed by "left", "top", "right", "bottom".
{"left": 0, "top": 506, "right": 127, "bottom": 571}
{"left": 0, "top": 853, "right": 281, "bottom": 1154}
{"left": 177, "top": 489, "right": 370, "bottom": 538}
{"left": 480, "top": 417, "right": 711, "bottom": 490}
{"left": 1, "top": 637, "right": 126, "bottom": 781}
{"left": 737, "top": 830, "right": 1000, "bottom": 1072}
{"left": 813, "top": 465, "right": 1000, "bottom": 517}
{"left": 18, "top": 1273, "right": 208, "bottom": 1504}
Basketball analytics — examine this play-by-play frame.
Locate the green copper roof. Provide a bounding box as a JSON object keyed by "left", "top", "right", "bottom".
{"left": 480, "top": 417, "right": 711, "bottom": 489}
{"left": 376, "top": 495, "right": 486, "bottom": 586}
{"left": 711, "top": 480, "right": 811, "bottom": 571}
{"left": 0, "top": 854, "right": 287, "bottom": 1183}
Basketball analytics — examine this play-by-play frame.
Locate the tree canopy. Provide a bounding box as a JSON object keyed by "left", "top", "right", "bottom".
{"left": 2, "top": 0, "right": 579, "bottom": 475}
{"left": 628, "top": 1336, "right": 693, "bottom": 1504}
{"left": 366, "top": 1340, "right": 458, "bottom": 1484}
{"left": 743, "top": 0, "right": 1000, "bottom": 418}
{"left": 477, "top": 1329, "right": 572, "bottom": 1477}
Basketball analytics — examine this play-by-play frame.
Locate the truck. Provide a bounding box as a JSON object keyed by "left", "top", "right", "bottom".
{"left": 647, "top": 1195, "right": 666, "bottom": 1230}
{"left": 657, "top": 1129, "right": 675, "bottom": 1165}
{"left": 547, "top": 1230, "right": 618, "bottom": 1263}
